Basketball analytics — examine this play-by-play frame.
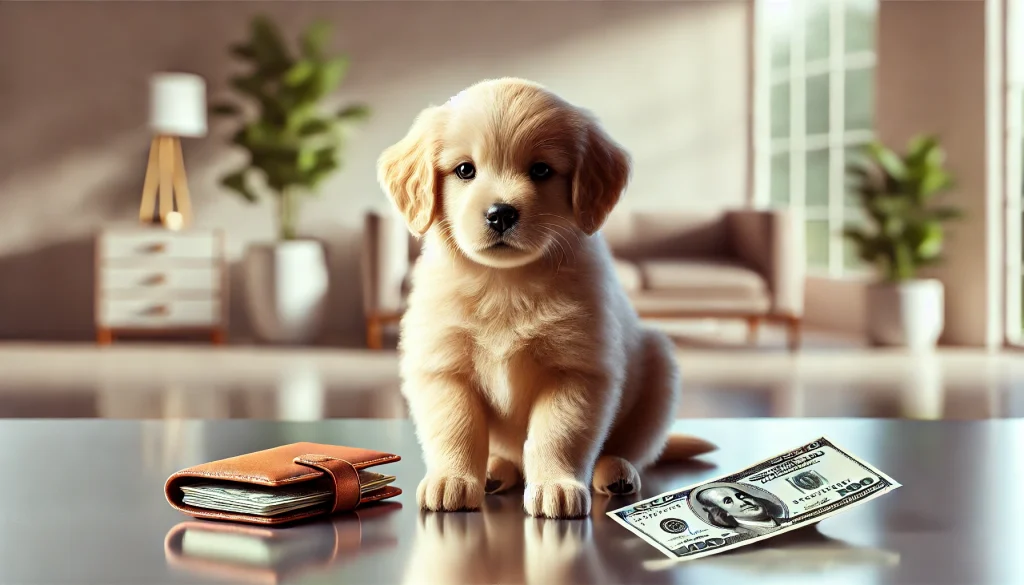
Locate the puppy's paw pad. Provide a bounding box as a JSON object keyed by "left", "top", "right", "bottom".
{"left": 417, "top": 474, "right": 484, "bottom": 511}
{"left": 524, "top": 480, "right": 591, "bottom": 518}
{"left": 593, "top": 456, "right": 641, "bottom": 496}
{"left": 485, "top": 455, "right": 521, "bottom": 494}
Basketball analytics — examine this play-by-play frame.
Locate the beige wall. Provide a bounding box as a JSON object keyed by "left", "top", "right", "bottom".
{"left": 808, "top": 0, "right": 1006, "bottom": 348}
{"left": 0, "top": 0, "right": 750, "bottom": 344}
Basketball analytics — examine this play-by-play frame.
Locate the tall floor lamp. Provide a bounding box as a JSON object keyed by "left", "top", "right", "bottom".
{"left": 139, "top": 73, "right": 207, "bottom": 230}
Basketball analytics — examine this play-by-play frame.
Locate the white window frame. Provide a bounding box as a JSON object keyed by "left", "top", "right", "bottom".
{"left": 754, "top": 0, "right": 877, "bottom": 278}
{"left": 1006, "top": 0, "right": 1024, "bottom": 345}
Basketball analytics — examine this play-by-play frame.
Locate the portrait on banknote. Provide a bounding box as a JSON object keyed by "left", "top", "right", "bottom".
{"left": 688, "top": 481, "right": 789, "bottom": 538}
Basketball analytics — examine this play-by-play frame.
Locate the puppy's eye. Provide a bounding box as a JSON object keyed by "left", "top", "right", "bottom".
{"left": 454, "top": 162, "right": 476, "bottom": 180}
{"left": 529, "top": 162, "right": 553, "bottom": 181}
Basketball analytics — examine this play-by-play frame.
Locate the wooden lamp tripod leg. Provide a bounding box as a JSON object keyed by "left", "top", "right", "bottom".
{"left": 139, "top": 137, "right": 161, "bottom": 223}
{"left": 171, "top": 137, "right": 193, "bottom": 228}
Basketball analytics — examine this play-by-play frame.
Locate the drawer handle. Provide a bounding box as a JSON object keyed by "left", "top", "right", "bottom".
{"left": 142, "top": 305, "right": 170, "bottom": 317}
{"left": 144, "top": 274, "right": 168, "bottom": 286}
{"left": 142, "top": 243, "right": 168, "bottom": 254}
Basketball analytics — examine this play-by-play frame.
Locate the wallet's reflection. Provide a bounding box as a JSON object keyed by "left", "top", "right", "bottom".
{"left": 163, "top": 502, "right": 400, "bottom": 584}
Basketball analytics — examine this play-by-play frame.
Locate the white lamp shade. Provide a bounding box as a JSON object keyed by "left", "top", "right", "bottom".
{"left": 149, "top": 73, "right": 207, "bottom": 137}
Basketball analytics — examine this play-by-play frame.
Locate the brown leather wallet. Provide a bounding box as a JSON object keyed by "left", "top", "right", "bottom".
{"left": 164, "top": 442, "right": 402, "bottom": 525}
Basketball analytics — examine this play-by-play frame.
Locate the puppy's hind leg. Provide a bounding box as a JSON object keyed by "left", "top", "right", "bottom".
{"left": 594, "top": 329, "right": 681, "bottom": 496}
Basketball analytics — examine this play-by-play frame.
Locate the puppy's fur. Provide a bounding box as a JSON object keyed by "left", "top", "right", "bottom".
{"left": 377, "top": 78, "right": 714, "bottom": 519}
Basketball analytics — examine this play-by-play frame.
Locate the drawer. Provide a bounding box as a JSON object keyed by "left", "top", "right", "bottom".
{"left": 101, "top": 267, "right": 220, "bottom": 292}
{"left": 100, "top": 299, "right": 220, "bottom": 328}
{"left": 101, "top": 232, "right": 217, "bottom": 261}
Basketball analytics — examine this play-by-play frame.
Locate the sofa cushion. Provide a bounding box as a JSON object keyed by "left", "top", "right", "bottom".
{"left": 630, "top": 294, "right": 771, "bottom": 315}
{"left": 632, "top": 259, "right": 770, "bottom": 314}
{"left": 612, "top": 260, "right": 643, "bottom": 293}
{"left": 640, "top": 259, "right": 765, "bottom": 294}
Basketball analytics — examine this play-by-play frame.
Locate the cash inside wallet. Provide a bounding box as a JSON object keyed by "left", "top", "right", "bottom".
{"left": 180, "top": 471, "right": 396, "bottom": 517}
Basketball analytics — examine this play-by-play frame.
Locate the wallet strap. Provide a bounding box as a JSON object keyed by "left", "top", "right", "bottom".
{"left": 293, "top": 454, "right": 361, "bottom": 513}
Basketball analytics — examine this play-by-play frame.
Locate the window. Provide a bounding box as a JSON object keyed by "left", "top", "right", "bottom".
{"left": 756, "top": 0, "right": 878, "bottom": 277}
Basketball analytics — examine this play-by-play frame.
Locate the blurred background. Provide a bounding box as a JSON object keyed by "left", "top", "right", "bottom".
{"left": 1, "top": 0, "right": 1022, "bottom": 421}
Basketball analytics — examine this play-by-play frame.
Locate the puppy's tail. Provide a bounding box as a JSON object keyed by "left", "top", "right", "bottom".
{"left": 655, "top": 433, "right": 717, "bottom": 464}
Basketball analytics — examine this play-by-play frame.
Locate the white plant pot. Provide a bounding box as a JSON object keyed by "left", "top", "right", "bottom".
{"left": 866, "top": 279, "right": 944, "bottom": 350}
{"left": 243, "top": 240, "right": 329, "bottom": 344}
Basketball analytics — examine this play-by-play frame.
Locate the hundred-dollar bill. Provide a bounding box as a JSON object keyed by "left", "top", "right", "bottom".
{"left": 607, "top": 436, "right": 901, "bottom": 561}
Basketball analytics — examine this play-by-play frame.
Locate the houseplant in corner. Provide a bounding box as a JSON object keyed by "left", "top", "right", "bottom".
{"left": 844, "top": 135, "right": 961, "bottom": 349}
{"left": 213, "top": 15, "right": 369, "bottom": 344}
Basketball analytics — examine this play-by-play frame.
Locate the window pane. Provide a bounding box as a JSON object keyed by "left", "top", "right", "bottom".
{"left": 844, "top": 145, "right": 871, "bottom": 206}
{"left": 771, "top": 152, "right": 791, "bottom": 205}
{"left": 804, "top": 0, "right": 831, "bottom": 63}
{"left": 806, "top": 220, "right": 830, "bottom": 268}
{"left": 806, "top": 148, "right": 830, "bottom": 206}
{"left": 845, "top": 0, "right": 877, "bottom": 54}
{"left": 845, "top": 66, "right": 875, "bottom": 131}
{"left": 769, "top": 0, "right": 794, "bottom": 69}
{"left": 806, "top": 73, "right": 830, "bottom": 135}
{"left": 771, "top": 82, "right": 791, "bottom": 139}
{"left": 842, "top": 208, "right": 869, "bottom": 271}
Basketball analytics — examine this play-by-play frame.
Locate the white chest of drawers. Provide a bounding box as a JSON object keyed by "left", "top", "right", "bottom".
{"left": 95, "top": 227, "right": 228, "bottom": 344}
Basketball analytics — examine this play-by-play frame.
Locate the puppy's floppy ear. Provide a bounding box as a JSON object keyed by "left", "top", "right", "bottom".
{"left": 572, "top": 116, "right": 631, "bottom": 235}
{"left": 377, "top": 106, "right": 444, "bottom": 236}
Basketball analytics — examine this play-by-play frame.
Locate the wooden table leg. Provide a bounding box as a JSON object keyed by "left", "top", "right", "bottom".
{"left": 746, "top": 316, "right": 761, "bottom": 345}
{"left": 211, "top": 329, "right": 226, "bottom": 345}
{"left": 367, "top": 317, "right": 383, "bottom": 350}
{"left": 97, "top": 328, "right": 113, "bottom": 345}
{"left": 786, "top": 317, "right": 802, "bottom": 351}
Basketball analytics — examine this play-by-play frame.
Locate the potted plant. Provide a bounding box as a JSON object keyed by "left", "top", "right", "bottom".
{"left": 844, "top": 135, "right": 962, "bottom": 349}
{"left": 212, "top": 15, "right": 369, "bottom": 343}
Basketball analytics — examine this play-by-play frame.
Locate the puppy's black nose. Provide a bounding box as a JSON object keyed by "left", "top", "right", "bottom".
{"left": 485, "top": 203, "right": 519, "bottom": 234}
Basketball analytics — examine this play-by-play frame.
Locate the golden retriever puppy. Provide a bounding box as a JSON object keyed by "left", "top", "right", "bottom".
{"left": 377, "top": 78, "right": 714, "bottom": 519}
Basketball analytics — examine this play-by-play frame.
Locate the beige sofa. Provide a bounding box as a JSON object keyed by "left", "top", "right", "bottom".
{"left": 362, "top": 208, "right": 804, "bottom": 350}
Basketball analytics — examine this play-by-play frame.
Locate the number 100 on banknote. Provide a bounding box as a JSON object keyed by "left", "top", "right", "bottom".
{"left": 608, "top": 437, "right": 901, "bottom": 561}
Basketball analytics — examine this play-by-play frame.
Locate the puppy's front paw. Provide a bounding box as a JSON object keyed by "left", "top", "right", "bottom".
{"left": 524, "top": 480, "right": 591, "bottom": 518}
{"left": 417, "top": 474, "right": 484, "bottom": 512}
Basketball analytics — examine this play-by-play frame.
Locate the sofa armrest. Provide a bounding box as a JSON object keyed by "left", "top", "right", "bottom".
{"left": 361, "top": 211, "right": 410, "bottom": 316}
{"left": 725, "top": 209, "right": 805, "bottom": 317}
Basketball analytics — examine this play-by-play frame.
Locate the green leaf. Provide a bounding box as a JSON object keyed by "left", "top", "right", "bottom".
{"left": 229, "top": 74, "right": 265, "bottom": 99}
{"left": 866, "top": 141, "right": 908, "bottom": 181}
{"left": 297, "top": 118, "right": 332, "bottom": 137}
{"left": 221, "top": 170, "right": 258, "bottom": 203}
{"left": 337, "top": 103, "right": 370, "bottom": 121}
{"left": 249, "top": 15, "right": 293, "bottom": 74}
{"left": 301, "top": 21, "right": 332, "bottom": 60}
{"left": 298, "top": 148, "right": 318, "bottom": 173}
{"left": 230, "top": 43, "right": 258, "bottom": 61}
{"left": 914, "top": 221, "right": 943, "bottom": 259}
{"left": 284, "top": 60, "right": 316, "bottom": 87}
{"left": 318, "top": 56, "right": 350, "bottom": 96}
{"left": 210, "top": 102, "right": 241, "bottom": 116}
{"left": 919, "top": 169, "right": 953, "bottom": 197}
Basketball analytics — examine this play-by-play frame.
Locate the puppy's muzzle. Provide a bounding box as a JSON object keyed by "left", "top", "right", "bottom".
{"left": 485, "top": 203, "right": 519, "bottom": 235}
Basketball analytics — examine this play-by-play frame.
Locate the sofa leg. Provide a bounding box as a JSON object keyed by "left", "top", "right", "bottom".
{"left": 786, "top": 317, "right": 802, "bottom": 351}
{"left": 366, "top": 316, "right": 384, "bottom": 350}
{"left": 746, "top": 317, "right": 761, "bottom": 345}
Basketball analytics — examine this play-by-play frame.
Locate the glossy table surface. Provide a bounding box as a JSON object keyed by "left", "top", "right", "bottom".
{"left": 2, "top": 418, "right": 1020, "bottom": 585}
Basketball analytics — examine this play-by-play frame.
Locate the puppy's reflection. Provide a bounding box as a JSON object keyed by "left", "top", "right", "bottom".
{"left": 164, "top": 502, "right": 400, "bottom": 584}
{"left": 403, "top": 493, "right": 674, "bottom": 585}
